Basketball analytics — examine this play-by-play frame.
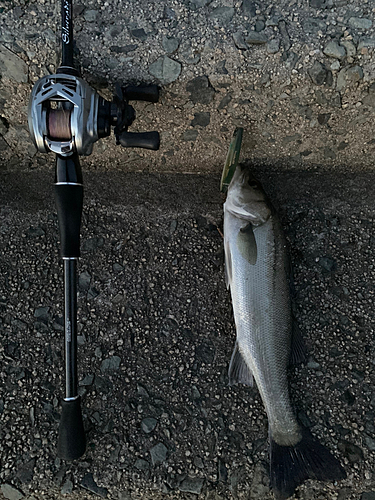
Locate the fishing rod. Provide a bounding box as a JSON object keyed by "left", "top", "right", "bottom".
{"left": 28, "top": 0, "right": 160, "bottom": 460}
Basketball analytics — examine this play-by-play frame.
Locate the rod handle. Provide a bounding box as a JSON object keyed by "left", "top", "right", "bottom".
{"left": 57, "top": 397, "right": 86, "bottom": 460}
{"left": 54, "top": 184, "right": 83, "bottom": 258}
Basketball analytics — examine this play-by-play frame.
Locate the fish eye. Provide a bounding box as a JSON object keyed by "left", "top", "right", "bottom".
{"left": 248, "top": 180, "right": 258, "bottom": 189}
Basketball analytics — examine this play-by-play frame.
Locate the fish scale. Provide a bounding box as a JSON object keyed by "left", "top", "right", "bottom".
{"left": 224, "top": 208, "right": 300, "bottom": 446}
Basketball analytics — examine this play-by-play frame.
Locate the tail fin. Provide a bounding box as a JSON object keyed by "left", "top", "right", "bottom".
{"left": 270, "top": 428, "right": 346, "bottom": 500}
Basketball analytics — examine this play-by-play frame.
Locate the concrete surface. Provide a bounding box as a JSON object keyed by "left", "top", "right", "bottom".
{"left": 2, "top": 0, "right": 375, "bottom": 172}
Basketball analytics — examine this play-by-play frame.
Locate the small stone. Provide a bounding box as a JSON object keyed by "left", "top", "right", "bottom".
{"left": 246, "top": 32, "right": 268, "bottom": 45}
{"left": 319, "top": 256, "right": 336, "bottom": 271}
{"left": 178, "top": 41, "right": 201, "bottom": 65}
{"left": 88, "top": 287, "right": 99, "bottom": 299}
{"left": 346, "top": 65, "right": 364, "bottom": 85}
{"left": 0, "top": 137, "right": 8, "bottom": 151}
{"left": 341, "top": 40, "right": 356, "bottom": 57}
{"left": 362, "top": 94, "right": 375, "bottom": 107}
{"left": 73, "top": 4, "right": 84, "bottom": 17}
{"left": 163, "top": 6, "right": 176, "bottom": 19}
{"left": 323, "top": 40, "right": 346, "bottom": 59}
{"left": 307, "top": 360, "right": 320, "bottom": 369}
{"left": 182, "top": 129, "right": 198, "bottom": 142}
{"left": 83, "top": 237, "right": 104, "bottom": 252}
{"left": 84, "top": 9, "right": 98, "bottom": 22}
{"left": 134, "top": 459, "right": 150, "bottom": 471}
{"left": 0, "top": 116, "right": 8, "bottom": 135}
{"left": 348, "top": 17, "right": 372, "bottom": 30}
{"left": 342, "top": 389, "right": 355, "bottom": 405}
{"left": 191, "top": 112, "right": 210, "bottom": 128}
{"left": 186, "top": 76, "right": 215, "bottom": 105}
{"left": 233, "top": 32, "right": 247, "bottom": 50}
{"left": 149, "top": 56, "right": 181, "bottom": 84}
{"left": 141, "top": 417, "right": 157, "bottom": 433}
{"left": 308, "top": 61, "right": 329, "bottom": 86}
{"left": 61, "top": 479, "right": 73, "bottom": 495}
{"left": 0, "top": 484, "right": 24, "bottom": 500}
{"left": 217, "top": 94, "right": 232, "bottom": 110}
{"left": 255, "top": 20, "right": 265, "bottom": 32}
{"left": 250, "top": 463, "right": 269, "bottom": 498}
{"left": 162, "top": 36, "right": 179, "bottom": 54}
{"left": 150, "top": 443, "right": 168, "bottom": 465}
{"left": 331, "top": 60, "right": 340, "bottom": 71}
{"left": 318, "top": 113, "right": 331, "bottom": 125}
{"left": 34, "top": 306, "right": 50, "bottom": 322}
{"left": 113, "top": 263, "right": 123, "bottom": 272}
{"left": 100, "top": 356, "right": 121, "bottom": 372}
{"left": 80, "top": 374, "right": 94, "bottom": 386}
{"left": 131, "top": 28, "right": 147, "bottom": 42}
{"left": 209, "top": 7, "right": 234, "bottom": 24}
{"left": 364, "top": 435, "right": 375, "bottom": 452}
{"left": 79, "top": 271, "right": 91, "bottom": 290}
{"left": 110, "top": 45, "right": 138, "bottom": 54}
{"left": 218, "top": 460, "right": 228, "bottom": 482}
{"left": 0, "top": 44, "right": 28, "bottom": 83}
{"left": 16, "top": 459, "right": 36, "bottom": 484}
{"left": 267, "top": 39, "right": 280, "bottom": 54}
{"left": 242, "top": 0, "right": 256, "bottom": 16}
{"left": 81, "top": 473, "right": 108, "bottom": 498}
{"left": 338, "top": 440, "right": 363, "bottom": 463}
{"left": 194, "top": 456, "right": 204, "bottom": 468}
{"left": 179, "top": 477, "right": 204, "bottom": 495}
{"left": 27, "top": 226, "right": 45, "bottom": 237}
{"left": 358, "top": 38, "right": 375, "bottom": 51}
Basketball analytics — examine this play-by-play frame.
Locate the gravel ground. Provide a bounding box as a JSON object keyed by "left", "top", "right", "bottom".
{"left": 2, "top": 0, "right": 375, "bottom": 171}
{"left": 0, "top": 166, "right": 375, "bottom": 499}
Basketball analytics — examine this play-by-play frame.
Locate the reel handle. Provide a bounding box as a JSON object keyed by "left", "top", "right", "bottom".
{"left": 118, "top": 131, "right": 160, "bottom": 150}
{"left": 123, "top": 85, "right": 159, "bottom": 103}
{"left": 57, "top": 397, "right": 86, "bottom": 460}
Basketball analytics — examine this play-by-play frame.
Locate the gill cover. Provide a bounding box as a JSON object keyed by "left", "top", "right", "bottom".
{"left": 224, "top": 167, "right": 271, "bottom": 226}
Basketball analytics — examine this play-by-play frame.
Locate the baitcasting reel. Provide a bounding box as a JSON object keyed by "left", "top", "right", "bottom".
{"left": 28, "top": 70, "right": 160, "bottom": 157}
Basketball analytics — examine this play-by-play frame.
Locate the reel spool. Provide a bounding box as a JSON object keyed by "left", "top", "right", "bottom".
{"left": 47, "top": 108, "right": 72, "bottom": 141}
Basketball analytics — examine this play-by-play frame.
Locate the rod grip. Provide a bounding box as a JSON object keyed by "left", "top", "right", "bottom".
{"left": 54, "top": 184, "right": 83, "bottom": 258}
{"left": 57, "top": 397, "right": 86, "bottom": 460}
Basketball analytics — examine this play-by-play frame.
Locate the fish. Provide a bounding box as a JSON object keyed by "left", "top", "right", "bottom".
{"left": 223, "top": 165, "right": 346, "bottom": 500}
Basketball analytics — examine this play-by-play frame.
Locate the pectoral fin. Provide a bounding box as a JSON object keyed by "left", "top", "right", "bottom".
{"left": 228, "top": 341, "right": 254, "bottom": 386}
{"left": 236, "top": 223, "right": 257, "bottom": 265}
{"left": 224, "top": 238, "right": 232, "bottom": 290}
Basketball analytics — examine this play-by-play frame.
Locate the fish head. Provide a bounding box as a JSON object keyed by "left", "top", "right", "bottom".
{"left": 225, "top": 166, "right": 271, "bottom": 225}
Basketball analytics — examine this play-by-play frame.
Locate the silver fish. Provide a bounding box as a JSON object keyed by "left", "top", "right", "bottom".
{"left": 223, "top": 166, "right": 345, "bottom": 500}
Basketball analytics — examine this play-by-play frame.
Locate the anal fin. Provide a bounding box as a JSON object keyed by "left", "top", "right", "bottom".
{"left": 228, "top": 341, "right": 254, "bottom": 386}
{"left": 290, "top": 319, "right": 307, "bottom": 365}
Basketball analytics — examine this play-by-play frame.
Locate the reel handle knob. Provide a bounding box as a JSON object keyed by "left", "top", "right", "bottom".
{"left": 57, "top": 397, "right": 86, "bottom": 460}
{"left": 123, "top": 85, "right": 159, "bottom": 103}
{"left": 118, "top": 131, "right": 160, "bottom": 150}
